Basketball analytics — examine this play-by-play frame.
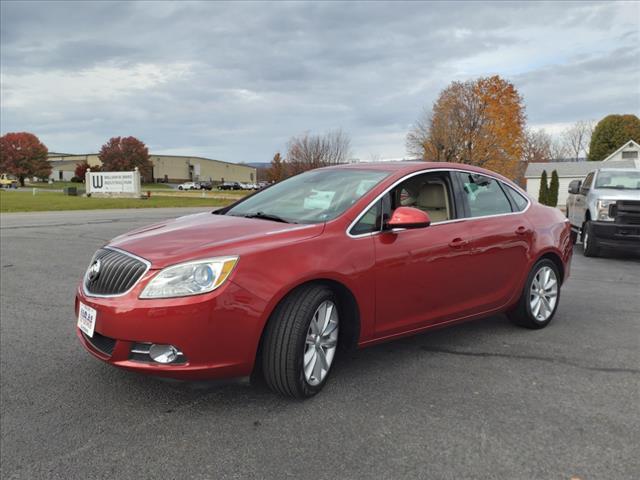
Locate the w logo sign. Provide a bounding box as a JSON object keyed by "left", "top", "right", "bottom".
{"left": 91, "top": 176, "right": 104, "bottom": 189}
{"left": 88, "top": 171, "right": 138, "bottom": 195}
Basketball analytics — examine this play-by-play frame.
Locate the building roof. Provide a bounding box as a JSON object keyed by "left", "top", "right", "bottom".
{"left": 47, "top": 152, "right": 256, "bottom": 170}
{"left": 603, "top": 140, "right": 640, "bottom": 162}
{"left": 525, "top": 159, "right": 638, "bottom": 178}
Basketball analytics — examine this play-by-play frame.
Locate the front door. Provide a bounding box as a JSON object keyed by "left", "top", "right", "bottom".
{"left": 371, "top": 171, "right": 477, "bottom": 337}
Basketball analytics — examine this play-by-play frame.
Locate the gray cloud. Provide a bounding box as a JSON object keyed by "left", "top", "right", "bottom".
{"left": 1, "top": 0, "right": 639, "bottom": 161}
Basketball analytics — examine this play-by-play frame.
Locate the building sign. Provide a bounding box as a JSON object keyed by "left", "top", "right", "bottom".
{"left": 86, "top": 170, "right": 141, "bottom": 196}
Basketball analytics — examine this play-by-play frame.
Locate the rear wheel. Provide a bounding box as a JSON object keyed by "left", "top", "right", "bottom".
{"left": 262, "top": 285, "right": 339, "bottom": 398}
{"left": 508, "top": 259, "right": 560, "bottom": 329}
{"left": 582, "top": 221, "right": 599, "bottom": 257}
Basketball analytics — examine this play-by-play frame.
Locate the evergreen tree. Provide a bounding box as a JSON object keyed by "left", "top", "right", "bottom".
{"left": 538, "top": 170, "right": 549, "bottom": 205}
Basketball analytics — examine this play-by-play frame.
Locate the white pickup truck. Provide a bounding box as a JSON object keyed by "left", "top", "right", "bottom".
{"left": 566, "top": 167, "right": 640, "bottom": 257}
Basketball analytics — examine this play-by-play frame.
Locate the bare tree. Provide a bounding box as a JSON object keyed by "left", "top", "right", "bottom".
{"left": 286, "top": 129, "right": 351, "bottom": 174}
{"left": 406, "top": 108, "right": 432, "bottom": 158}
{"left": 522, "top": 128, "right": 553, "bottom": 163}
{"left": 549, "top": 137, "right": 570, "bottom": 161}
{"left": 563, "top": 120, "right": 595, "bottom": 161}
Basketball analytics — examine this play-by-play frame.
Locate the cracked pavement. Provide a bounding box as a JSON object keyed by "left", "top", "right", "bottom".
{"left": 1, "top": 208, "right": 639, "bottom": 480}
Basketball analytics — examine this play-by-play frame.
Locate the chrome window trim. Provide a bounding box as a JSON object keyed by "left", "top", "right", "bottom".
{"left": 83, "top": 246, "right": 152, "bottom": 298}
{"left": 346, "top": 167, "right": 531, "bottom": 239}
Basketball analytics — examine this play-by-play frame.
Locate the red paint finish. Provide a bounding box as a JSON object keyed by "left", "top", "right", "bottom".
{"left": 75, "top": 162, "right": 572, "bottom": 380}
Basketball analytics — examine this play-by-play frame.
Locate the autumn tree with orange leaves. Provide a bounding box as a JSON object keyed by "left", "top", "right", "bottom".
{"left": 407, "top": 75, "right": 526, "bottom": 179}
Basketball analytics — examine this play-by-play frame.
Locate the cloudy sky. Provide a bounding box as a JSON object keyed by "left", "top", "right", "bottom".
{"left": 1, "top": 1, "right": 639, "bottom": 163}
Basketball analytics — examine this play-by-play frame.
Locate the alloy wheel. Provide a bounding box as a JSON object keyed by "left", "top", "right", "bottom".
{"left": 529, "top": 266, "right": 558, "bottom": 322}
{"left": 303, "top": 300, "right": 339, "bottom": 386}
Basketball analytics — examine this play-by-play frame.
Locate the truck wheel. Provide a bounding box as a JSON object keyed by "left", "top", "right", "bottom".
{"left": 583, "top": 221, "right": 599, "bottom": 257}
{"left": 262, "top": 285, "right": 340, "bottom": 399}
{"left": 508, "top": 259, "right": 561, "bottom": 329}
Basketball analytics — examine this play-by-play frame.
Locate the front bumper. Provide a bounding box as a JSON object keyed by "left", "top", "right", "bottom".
{"left": 591, "top": 221, "right": 640, "bottom": 252}
{"left": 75, "top": 279, "right": 268, "bottom": 381}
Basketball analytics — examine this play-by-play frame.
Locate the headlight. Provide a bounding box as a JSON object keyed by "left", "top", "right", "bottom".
{"left": 596, "top": 199, "right": 615, "bottom": 221}
{"left": 140, "top": 256, "right": 238, "bottom": 299}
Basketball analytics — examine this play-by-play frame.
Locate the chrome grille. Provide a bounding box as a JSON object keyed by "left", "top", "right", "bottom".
{"left": 84, "top": 248, "right": 149, "bottom": 296}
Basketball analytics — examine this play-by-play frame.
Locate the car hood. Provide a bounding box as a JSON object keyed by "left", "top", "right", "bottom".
{"left": 593, "top": 188, "right": 640, "bottom": 201}
{"left": 108, "top": 212, "right": 324, "bottom": 268}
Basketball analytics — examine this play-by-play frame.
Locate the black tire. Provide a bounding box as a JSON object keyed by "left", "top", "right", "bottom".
{"left": 508, "top": 259, "right": 561, "bottom": 329}
{"left": 262, "top": 284, "right": 339, "bottom": 399}
{"left": 582, "top": 221, "right": 599, "bottom": 257}
{"left": 178, "top": 186, "right": 183, "bottom": 190}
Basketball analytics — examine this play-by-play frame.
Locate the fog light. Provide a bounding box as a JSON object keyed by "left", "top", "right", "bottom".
{"left": 149, "top": 344, "right": 179, "bottom": 364}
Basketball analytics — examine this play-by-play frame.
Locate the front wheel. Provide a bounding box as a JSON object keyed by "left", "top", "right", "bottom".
{"left": 508, "top": 259, "right": 560, "bottom": 329}
{"left": 582, "top": 221, "right": 599, "bottom": 257}
{"left": 262, "top": 285, "right": 340, "bottom": 398}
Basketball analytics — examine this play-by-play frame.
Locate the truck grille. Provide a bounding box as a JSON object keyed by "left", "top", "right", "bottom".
{"left": 84, "top": 248, "right": 149, "bottom": 296}
{"left": 612, "top": 200, "right": 640, "bottom": 225}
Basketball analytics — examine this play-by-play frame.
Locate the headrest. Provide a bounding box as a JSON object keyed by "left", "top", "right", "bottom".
{"left": 417, "top": 183, "right": 445, "bottom": 206}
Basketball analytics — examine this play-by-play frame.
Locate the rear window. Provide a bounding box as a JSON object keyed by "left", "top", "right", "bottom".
{"left": 505, "top": 185, "right": 529, "bottom": 211}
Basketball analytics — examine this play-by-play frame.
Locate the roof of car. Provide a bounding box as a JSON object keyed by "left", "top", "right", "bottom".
{"left": 326, "top": 161, "right": 490, "bottom": 174}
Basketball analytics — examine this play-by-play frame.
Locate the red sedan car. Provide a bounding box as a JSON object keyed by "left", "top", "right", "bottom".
{"left": 76, "top": 162, "right": 573, "bottom": 398}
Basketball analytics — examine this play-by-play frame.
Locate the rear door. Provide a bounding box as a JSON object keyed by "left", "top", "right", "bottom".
{"left": 454, "top": 172, "right": 533, "bottom": 312}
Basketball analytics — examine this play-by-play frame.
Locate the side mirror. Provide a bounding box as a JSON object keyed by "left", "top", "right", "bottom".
{"left": 568, "top": 180, "right": 582, "bottom": 194}
{"left": 386, "top": 207, "right": 431, "bottom": 230}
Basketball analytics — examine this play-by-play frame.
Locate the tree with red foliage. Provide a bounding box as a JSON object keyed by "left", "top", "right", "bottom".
{"left": 98, "top": 136, "right": 153, "bottom": 181}
{"left": 0, "top": 132, "right": 51, "bottom": 186}
{"left": 74, "top": 160, "right": 101, "bottom": 180}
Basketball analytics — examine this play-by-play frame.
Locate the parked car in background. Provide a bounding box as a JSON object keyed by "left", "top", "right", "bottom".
{"left": 566, "top": 167, "right": 640, "bottom": 257}
{"left": 198, "top": 181, "right": 213, "bottom": 191}
{"left": 218, "top": 182, "right": 242, "bottom": 190}
{"left": 178, "top": 182, "right": 197, "bottom": 190}
{"left": 76, "top": 162, "right": 572, "bottom": 399}
{"left": 0, "top": 173, "right": 19, "bottom": 188}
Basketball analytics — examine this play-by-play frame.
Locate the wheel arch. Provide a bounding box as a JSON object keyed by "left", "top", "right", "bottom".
{"left": 251, "top": 278, "right": 361, "bottom": 377}
{"left": 536, "top": 251, "right": 565, "bottom": 285}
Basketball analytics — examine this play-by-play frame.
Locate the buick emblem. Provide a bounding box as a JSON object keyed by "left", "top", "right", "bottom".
{"left": 88, "top": 259, "right": 101, "bottom": 282}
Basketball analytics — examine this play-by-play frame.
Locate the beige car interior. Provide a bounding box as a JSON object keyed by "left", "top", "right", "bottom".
{"left": 398, "top": 180, "right": 451, "bottom": 222}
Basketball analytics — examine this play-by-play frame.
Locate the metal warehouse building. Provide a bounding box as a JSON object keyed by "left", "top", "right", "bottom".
{"left": 47, "top": 153, "right": 257, "bottom": 184}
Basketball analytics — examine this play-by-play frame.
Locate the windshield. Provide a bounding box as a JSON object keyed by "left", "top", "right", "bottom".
{"left": 225, "top": 168, "right": 389, "bottom": 224}
{"left": 595, "top": 170, "right": 640, "bottom": 190}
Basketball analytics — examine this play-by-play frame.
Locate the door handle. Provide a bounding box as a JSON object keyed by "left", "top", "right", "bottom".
{"left": 449, "top": 237, "right": 469, "bottom": 248}
{"left": 515, "top": 226, "right": 530, "bottom": 235}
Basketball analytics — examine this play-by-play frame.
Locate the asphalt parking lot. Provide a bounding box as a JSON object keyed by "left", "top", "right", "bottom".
{"left": 1, "top": 208, "right": 638, "bottom": 480}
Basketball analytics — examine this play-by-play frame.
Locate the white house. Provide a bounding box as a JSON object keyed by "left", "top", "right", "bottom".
{"left": 525, "top": 140, "right": 640, "bottom": 208}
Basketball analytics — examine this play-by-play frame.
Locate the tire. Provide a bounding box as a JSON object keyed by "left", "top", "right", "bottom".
{"left": 178, "top": 186, "right": 183, "bottom": 190}
{"left": 582, "top": 221, "right": 599, "bottom": 257}
{"left": 508, "top": 259, "right": 561, "bottom": 329}
{"left": 262, "top": 285, "right": 340, "bottom": 399}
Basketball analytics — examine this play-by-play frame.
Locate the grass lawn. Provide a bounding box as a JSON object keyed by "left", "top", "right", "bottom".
{"left": 0, "top": 190, "right": 233, "bottom": 213}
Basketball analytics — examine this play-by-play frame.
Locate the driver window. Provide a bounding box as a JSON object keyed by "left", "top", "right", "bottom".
{"left": 391, "top": 173, "right": 454, "bottom": 223}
